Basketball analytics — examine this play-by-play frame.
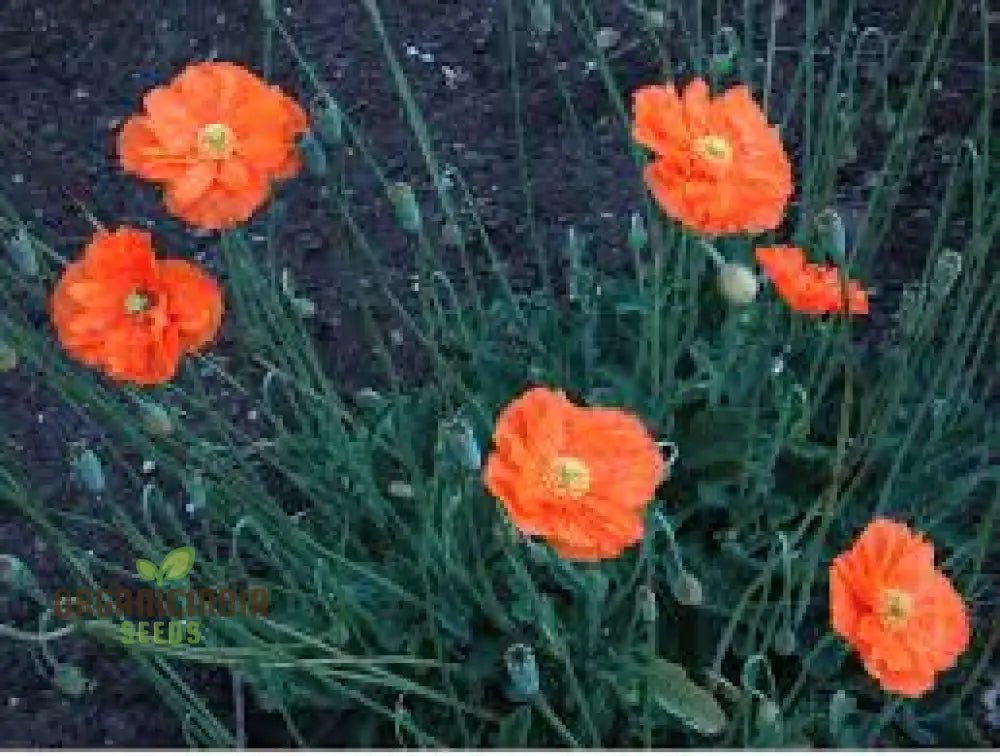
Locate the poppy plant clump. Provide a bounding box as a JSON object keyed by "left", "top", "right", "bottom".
{"left": 51, "top": 228, "right": 223, "bottom": 386}
{"left": 483, "top": 387, "right": 664, "bottom": 561}
{"left": 118, "top": 61, "right": 308, "bottom": 231}
{"left": 755, "top": 246, "right": 869, "bottom": 315}
{"left": 632, "top": 78, "right": 793, "bottom": 236}
{"left": 829, "top": 518, "right": 971, "bottom": 697}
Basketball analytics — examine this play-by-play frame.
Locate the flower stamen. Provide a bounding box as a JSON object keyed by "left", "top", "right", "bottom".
{"left": 123, "top": 290, "right": 152, "bottom": 315}
{"left": 880, "top": 588, "right": 915, "bottom": 630}
{"left": 694, "top": 134, "right": 734, "bottom": 164}
{"left": 197, "top": 122, "right": 236, "bottom": 160}
{"left": 543, "top": 455, "right": 591, "bottom": 499}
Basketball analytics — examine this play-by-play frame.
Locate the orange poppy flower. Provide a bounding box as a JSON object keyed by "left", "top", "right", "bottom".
{"left": 755, "top": 245, "right": 869, "bottom": 315}
{"left": 483, "top": 387, "right": 664, "bottom": 561}
{"left": 118, "top": 61, "right": 308, "bottom": 231}
{"left": 632, "top": 78, "right": 793, "bottom": 236}
{"left": 51, "top": 228, "right": 223, "bottom": 386}
{"left": 829, "top": 518, "right": 970, "bottom": 697}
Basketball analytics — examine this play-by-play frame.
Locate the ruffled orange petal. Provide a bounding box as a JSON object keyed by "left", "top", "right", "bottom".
{"left": 159, "top": 259, "right": 224, "bottom": 352}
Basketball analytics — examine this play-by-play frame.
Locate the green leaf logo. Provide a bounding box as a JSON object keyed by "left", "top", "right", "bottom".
{"left": 135, "top": 547, "right": 195, "bottom": 586}
{"left": 159, "top": 547, "right": 195, "bottom": 583}
{"left": 135, "top": 559, "right": 158, "bottom": 582}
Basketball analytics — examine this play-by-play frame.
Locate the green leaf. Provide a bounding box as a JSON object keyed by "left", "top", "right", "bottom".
{"left": 135, "top": 559, "right": 158, "bottom": 582}
{"left": 159, "top": 546, "right": 195, "bottom": 582}
{"left": 645, "top": 658, "right": 728, "bottom": 737}
{"left": 495, "top": 706, "right": 532, "bottom": 747}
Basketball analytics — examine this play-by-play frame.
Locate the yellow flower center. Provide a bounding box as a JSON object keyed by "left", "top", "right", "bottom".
{"left": 879, "top": 588, "right": 915, "bottom": 630}
{"left": 543, "top": 456, "right": 591, "bottom": 499}
{"left": 694, "top": 134, "right": 734, "bottom": 163}
{"left": 197, "top": 122, "right": 236, "bottom": 160}
{"left": 123, "top": 290, "right": 151, "bottom": 315}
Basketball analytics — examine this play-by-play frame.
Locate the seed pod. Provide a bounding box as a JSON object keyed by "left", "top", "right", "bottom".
{"left": 718, "top": 263, "right": 759, "bottom": 305}
{"left": 389, "top": 182, "right": 422, "bottom": 234}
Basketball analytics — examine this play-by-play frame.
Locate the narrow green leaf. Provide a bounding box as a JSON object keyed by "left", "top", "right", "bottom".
{"left": 645, "top": 658, "right": 728, "bottom": 737}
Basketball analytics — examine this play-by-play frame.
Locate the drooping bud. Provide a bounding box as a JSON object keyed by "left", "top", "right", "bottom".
{"left": 718, "top": 263, "right": 759, "bottom": 305}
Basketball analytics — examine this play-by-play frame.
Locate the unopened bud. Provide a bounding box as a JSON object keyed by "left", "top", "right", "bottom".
{"left": 6, "top": 227, "right": 38, "bottom": 277}
{"left": 298, "top": 131, "right": 328, "bottom": 177}
{"left": 139, "top": 401, "right": 173, "bottom": 437}
{"left": 0, "top": 554, "right": 36, "bottom": 594}
{"left": 627, "top": 212, "right": 648, "bottom": 254}
{"left": 311, "top": 96, "right": 343, "bottom": 146}
{"left": 504, "top": 643, "right": 540, "bottom": 701}
{"left": 757, "top": 698, "right": 781, "bottom": 726}
{"left": 668, "top": 569, "right": 704, "bottom": 607}
{"left": 930, "top": 248, "right": 962, "bottom": 298}
{"left": 718, "top": 263, "right": 759, "bottom": 305}
{"left": 594, "top": 27, "right": 620, "bottom": 50}
{"left": 71, "top": 447, "right": 105, "bottom": 494}
{"left": 815, "top": 208, "right": 847, "bottom": 263}
{"left": 898, "top": 283, "right": 927, "bottom": 337}
{"left": 529, "top": 0, "right": 553, "bottom": 38}
{"left": 389, "top": 182, "right": 422, "bottom": 234}
{"left": 773, "top": 626, "right": 797, "bottom": 656}
{"left": 259, "top": 0, "right": 277, "bottom": 22}
{"left": 637, "top": 584, "right": 657, "bottom": 623}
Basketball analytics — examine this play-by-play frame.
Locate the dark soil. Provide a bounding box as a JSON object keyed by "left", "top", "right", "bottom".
{"left": 0, "top": 0, "right": 990, "bottom": 747}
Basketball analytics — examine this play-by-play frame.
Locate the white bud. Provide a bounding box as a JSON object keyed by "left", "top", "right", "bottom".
{"left": 718, "top": 263, "right": 759, "bottom": 305}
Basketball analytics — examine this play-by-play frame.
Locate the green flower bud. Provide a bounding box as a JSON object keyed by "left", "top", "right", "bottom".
{"left": 668, "top": 569, "right": 704, "bottom": 607}
{"left": 718, "top": 263, "right": 759, "bottom": 305}
{"left": 389, "top": 182, "right": 422, "bottom": 234}
{"left": 71, "top": 448, "right": 105, "bottom": 494}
